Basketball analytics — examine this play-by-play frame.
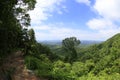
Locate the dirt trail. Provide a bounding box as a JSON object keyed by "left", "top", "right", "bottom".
{"left": 0, "top": 51, "right": 47, "bottom": 80}
{"left": 11, "top": 51, "right": 40, "bottom": 80}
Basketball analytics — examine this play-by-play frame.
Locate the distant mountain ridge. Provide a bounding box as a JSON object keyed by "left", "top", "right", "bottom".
{"left": 38, "top": 40, "right": 102, "bottom": 45}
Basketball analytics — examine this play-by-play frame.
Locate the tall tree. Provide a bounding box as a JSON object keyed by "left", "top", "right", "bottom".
{"left": 0, "top": 0, "right": 36, "bottom": 61}
{"left": 62, "top": 37, "right": 80, "bottom": 63}
{"left": 28, "top": 28, "right": 36, "bottom": 43}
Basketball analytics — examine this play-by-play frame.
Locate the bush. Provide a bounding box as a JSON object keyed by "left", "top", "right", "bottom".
{"left": 25, "top": 56, "right": 40, "bottom": 70}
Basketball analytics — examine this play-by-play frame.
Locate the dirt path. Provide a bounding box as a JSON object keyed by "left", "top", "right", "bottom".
{"left": 11, "top": 51, "right": 40, "bottom": 80}
{"left": 0, "top": 51, "right": 46, "bottom": 80}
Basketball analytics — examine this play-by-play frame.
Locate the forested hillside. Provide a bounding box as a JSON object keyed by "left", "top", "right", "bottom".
{"left": 24, "top": 34, "right": 120, "bottom": 80}
{"left": 0, "top": 0, "right": 120, "bottom": 80}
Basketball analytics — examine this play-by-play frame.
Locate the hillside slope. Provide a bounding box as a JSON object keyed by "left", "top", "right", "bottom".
{"left": 10, "top": 33, "right": 119, "bottom": 80}
{"left": 79, "top": 33, "right": 120, "bottom": 75}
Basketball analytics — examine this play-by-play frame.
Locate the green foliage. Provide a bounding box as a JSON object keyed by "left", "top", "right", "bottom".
{"left": 36, "top": 43, "right": 60, "bottom": 61}
{"left": 0, "top": 1, "right": 37, "bottom": 80}
{"left": 25, "top": 56, "right": 39, "bottom": 70}
{"left": 26, "top": 34, "right": 120, "bottom": 80}
{"left": 71, "top": 60, "right": 94, "bottom": 77}
{"left": 0, "top": 0, "right": 36, "bottom": 64}
{"left": 25, "top": 55, "right": 53, "bottom": 78}
{"left": 62, "top": 37, "right": 80, "bottom": 63}
{"left": 51, "top": 60, "right": 74, "bottom": 80}
{"left": 76, "top": 34, "right": 120, "bottom": 77}
{"left": 78, "top": 73, "right": 120, "bottom": 80}
{"left": 24, "top": 41, "right": 62, "bottom": 79}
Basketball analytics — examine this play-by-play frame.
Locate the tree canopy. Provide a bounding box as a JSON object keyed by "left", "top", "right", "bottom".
{"left": 62, "top": 37, "right": 80, "bottom": 62}
{"left": 0, "top": 0, "right": 36, "bottom": 63}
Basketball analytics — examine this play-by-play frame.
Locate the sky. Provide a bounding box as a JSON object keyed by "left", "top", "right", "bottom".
{"left": 29, "top": 0, "right": 120, "bottom": 41}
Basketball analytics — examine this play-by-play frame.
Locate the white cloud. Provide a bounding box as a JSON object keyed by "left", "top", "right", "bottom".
{"left": 31, "top": 24, "right": 105, "bottom": 41}
{"left": 32, "top": 25, "right": 51, "bottom": 30}
{"left": 76, "top": 0, "right": 91, "bottom": 6}
{"left": 87, "top": 18, "right": 117, "bottom": 30}
{"left": 29, "top": 0, "right": 120, "bottom": 41}
{"left": 29, "top": 0, "right": 66, "bottom": 24}
{"left": 94, "top": 0, "right": 120, "bottom": 20}
{"left": 86, "top": 0, "right": 120, "bottom": 40}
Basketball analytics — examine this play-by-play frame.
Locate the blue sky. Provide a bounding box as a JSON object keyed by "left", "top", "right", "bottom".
{"left": 29, "top": 0, "right": 120, "bottom": 41}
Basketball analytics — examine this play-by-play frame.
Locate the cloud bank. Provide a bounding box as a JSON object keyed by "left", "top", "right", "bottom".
{"left": 29, "top": 0, "right": 120, "bottom": 41}
{"left": 87, "top": 0, "right": 120, "bottom": 39}
{"left": 29, "top": 0, "right": 66, "bottom": 24}
{"left": 34, "top": 24, "right": 103, "bottom": 40}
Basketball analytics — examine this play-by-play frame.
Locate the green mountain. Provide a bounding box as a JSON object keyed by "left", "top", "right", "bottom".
{"left": 22, "top": 33, "right": 120, "bottom": 80}
{"left": 79, "top": 33, "right": 120, "bottom": 75}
